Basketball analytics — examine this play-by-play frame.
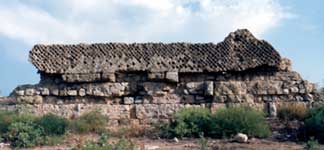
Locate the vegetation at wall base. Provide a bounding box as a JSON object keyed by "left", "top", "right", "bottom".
{"left": 73, "top": 133, "right": 135, "bottom": 150}
{"left": 36, "top": 113, "right": 68, "bottom": 136}
{"left": 68, "top": 109, "right": 108, "bottom": 134}
{"left": 0, "top": 110, "right": 17, "bottom": 134}
{"left": 207, "top": 107, "right": 270, "bottom": 138}
{"left": 277, "top": 103, "right": 308, "bottom": 122}
{"left": 300, "top": 106, "right": 324, "bottom": 143}
{"left": 2, "top": 105, "right": 324, "bottom": 148}
{"left": 157, "top": 106, "right": 271, "bottom": 139}
{"left": 0, "top": 109, "right": 109, "bottom": 148}
{"left": 304, "top": 137, "right": 319, "bottom": 150}
{"left": 156, "top": 107, "right": 211, "bottom": 138}
{"left": 6, "top": 121, "right": 44, "bottom": 148}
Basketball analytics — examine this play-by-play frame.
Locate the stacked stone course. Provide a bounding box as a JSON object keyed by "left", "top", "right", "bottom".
{"left": 0, "top": 29, "right": 317, "bottom": 127}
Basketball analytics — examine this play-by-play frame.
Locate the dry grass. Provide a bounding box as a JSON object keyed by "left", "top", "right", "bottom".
{"left": 109, "top": 121, "right": 152, "bottom": 138}
{"left": 277, "top": 103, "right": 308, "bottom": 121}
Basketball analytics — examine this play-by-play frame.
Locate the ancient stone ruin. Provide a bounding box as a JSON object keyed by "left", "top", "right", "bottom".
{"left": 0, "top": 29, "right": 316, "bottom": 127}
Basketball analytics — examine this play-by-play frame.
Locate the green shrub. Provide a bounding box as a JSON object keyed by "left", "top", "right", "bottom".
{"left": 198, "top": 134, "right": 208, "bottom": 150}
{"left": 0, "top": 110, "right": 37, "bottom": 135}
{"left": 36, "top": 113, "right": 68, "bottom": 136}
{"left": 0, "top": 110, "right": 16, "bottom": 134}
{"left": 0, "top": 111, "right": 68, "bottom": 148}
{"left": 42, "top": 135, "right": 64, "bottom": 146}
{"left": 14, "top": 114, "right": 38, "bottom": 123}
{"left": 302, "top": 106, "right": 324, "bottom": 143}
{"left": 160, "top": 107, "right": 211, "bottom": 138}
{"left": 207, "top": 107, "right": 270, "bottom": 138}
{"left": 304, "top": 137, "right": 319, "bottom": 150}
{"left": 278, "top": 103, "right": 308, "bottom": 121}
{"left": 69, "top": 110, "right": 108, "bottom": 133}
{"left": 6, "top": 121, "right": 44, "bottom": 148}
{"left": 74, "top": 134, "right": 135, "bottom": 150}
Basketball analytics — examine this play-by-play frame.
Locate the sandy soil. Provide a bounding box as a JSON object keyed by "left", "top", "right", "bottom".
{"left": 1, "top": 135, "right": 319, "bottom": 150}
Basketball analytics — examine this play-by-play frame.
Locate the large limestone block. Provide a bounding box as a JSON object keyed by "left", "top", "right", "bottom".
{"left": 102, "top": 72, "right": 116, "bottom": 82}
{"left": 151, "top": 94, "right": 181, "bottom": 104}
{"left": 25, "top": 88, "right": 36, "bottom": 96}
{"left": 279, "top": 58, "right": 292, "bottom": 72}
{"left": 135, "top": 104, "right": 159, "bottom": 120}
{"left": 148, "top": 72, "right": 165, "bottom": 80}
{"left": 17, "top": 96, "right": 43, "bottom": 104}
{"left": 142, "top": 82, "right": 174, "bottom": 96}
{"left": 165, "top": 72, "right": 179, "bottom": 82}
{"left": 214, "top": 81, "right": 246, "bottom": 96}
{"left": 106, "top": 105, "right": 131, "bottom": 119}
{"left": 205, "top": 81, "right": 214, "bottom": 96}
{"left": 185, "top": 82, "right": 205, "bottom": 95}
{"left": 62, "top": 73, "right": 101, "bottom": 82}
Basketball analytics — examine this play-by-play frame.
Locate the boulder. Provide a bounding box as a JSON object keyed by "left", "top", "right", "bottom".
{"left": 234, "top": 133, "right": 248, "bottom": 143}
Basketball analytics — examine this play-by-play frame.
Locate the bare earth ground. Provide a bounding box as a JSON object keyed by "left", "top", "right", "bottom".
{"left": 1, "top": 134, "right": 322, "bottom": 150}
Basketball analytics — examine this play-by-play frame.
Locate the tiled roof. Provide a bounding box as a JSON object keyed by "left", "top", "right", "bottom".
{"left": 29, "top": 29, "right": 281, "bottom": 74}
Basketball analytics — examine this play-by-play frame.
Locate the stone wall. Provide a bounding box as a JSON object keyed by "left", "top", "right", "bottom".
{"left": 0, "top": 58, "right": 317, "bottom": 127}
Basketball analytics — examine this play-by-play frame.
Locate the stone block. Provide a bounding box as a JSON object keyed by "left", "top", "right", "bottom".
{"left": 195, "top": 96, "right": 205, "bottom": 101}
{"left": 290, "top": 87, "right": 299, "bottom": 93}
{"left": 124, "top": 97, "right": 134, "bottom": 104}
{"left": 165, "top": 72, "right": 179, "bottom": 82}
{"left": 283, "top": 89, "right": 289, "bottom": 95}
{"left": 92, "top": 87, "right": 105, "bottom": 96}
{"left": 102, "top": 72, "right": 116, "bottom": 82}
{"left": 63, "top": 73, "right": 101, "bottom": 82}
{"left": 40, "top": 88, "right": 50, "bottom": 96}
{"left": 215, "top": 81, "right": 246, "bottom": 96}
{"left": 303, "top": 94, "right": 313, "bottom": 101}
{"left": 142, "top": 82, "right": 172, "bottom": 96}
{"left": 51, "top": 89, "right": 59, "bottom": 96}
{"left": 205, "top": 81, "right": 214, "bottom": 96}
{"left": 295, "top": 96, "right": 304, "bottom": 101}
{"left": 152, "top": 94, "right": 181, "bottom": 104}
{"left": 59, "top": 89, "right": 68, "bottom": 96}
{"left": 186, "top": 82, "right": 204, "bottom": 94}
{"left": 106, "top": 105, "right": 131, "bottom": 120}
{"left": 213, "top": 96, "right": 226, "bottom": 103}
{"left": 279, "top": 58, "right": 292, "bottom": 71}
{"left": 135, "top": 104, "right": 159, "bottom": 119}
{"left": 67, "top": 90, "right": 78, "bottom": 96}
{"left": 148, "top": 72, "right": 165, "bottom": 80}
{"left": 182, "top": 95, "right": 195, "bottom": 103}
{"left": 17, "top": 96, "right": 43, "bottom": 104}
{"left": 15, "top": 90, "right": 25, "bottom": 96}
{"left": 134, "top": 96, "right": 144, "bottom": 104}
{"left": 154, "top": 91, "right": 167, "bottom": 97}
{"left": 25, "top": 88, "right": 36, "bottom": 96}
{"left": 268, "top": 102, "right": 277, "bottom": 117}
{"left": 79, "top": 88, "right": 86, "bottom": 96}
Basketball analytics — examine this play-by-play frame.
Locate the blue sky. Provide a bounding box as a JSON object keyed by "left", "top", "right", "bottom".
{"left": 0, "top": 0, "right": 323, "bottom": 96}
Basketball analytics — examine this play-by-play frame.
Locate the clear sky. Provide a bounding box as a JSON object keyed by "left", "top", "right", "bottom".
{"left": 0, "top": 0, "right": 323, "bottom": 96}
